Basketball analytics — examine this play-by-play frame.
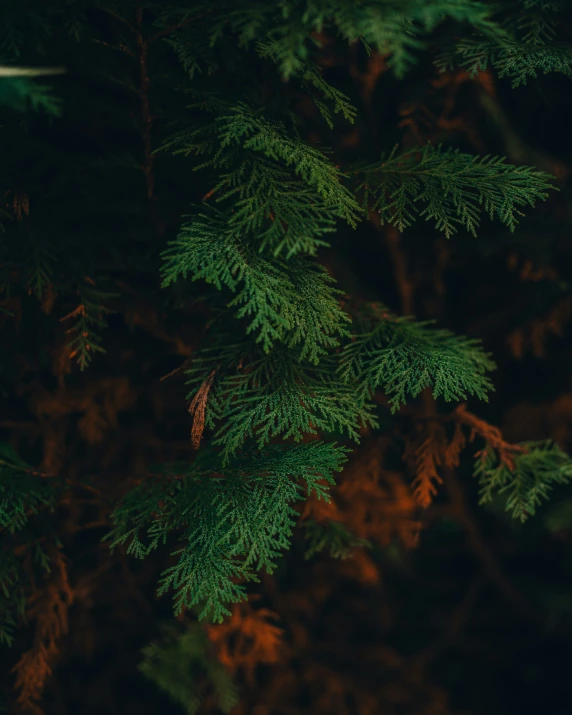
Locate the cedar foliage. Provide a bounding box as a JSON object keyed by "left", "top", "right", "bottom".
{"left": 2, "top": 1, "right": 572, "bottom": 713}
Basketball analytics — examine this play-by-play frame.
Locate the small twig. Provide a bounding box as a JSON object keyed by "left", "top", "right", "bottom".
{"left": 118, "top": 548, "right": 154, "bottom": 615}
{"left": 160, "top": 364, "right": 185, "bottom": 381}
{"left": 91, "top": 38, "right": 135, "bottom": 58}
{"left": 409, "top": 573, "right": 484, "bottom": 681}
{"left": 420, "top": 390, "right": 542, "bottom": 625}
{"left": 149, "top": 10, "right": 212, "bottom": 44}
{"left": 188, "top": 369, "right": 217, "bottom": 449}
{"left": 442, "top": 463, "right": 542, "bottom": 626}
{"left": 149, "top": 16, "right": 195, "bottom": 44}
{"left": 74, "top": 482, "right": 106, "bottom": 497}
{"left": 102, "top": 8, "right": 138, "bottom": 35}
{"left": 383, "top": 225, "right": 414, "bottom": 316}
{"left": 70, "top": 520, "right": 110, "bottom": 533}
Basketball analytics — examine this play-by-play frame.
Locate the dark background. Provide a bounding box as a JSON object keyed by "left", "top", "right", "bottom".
{"left": 1, "top": 4, "right": 572, "bottom": 714}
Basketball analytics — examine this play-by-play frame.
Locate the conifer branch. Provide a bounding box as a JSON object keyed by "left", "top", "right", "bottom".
{"left": 339, "top": 302, "right": 496, "bottom": 412}
{"left": 103, "top": 443, "right": 349, "bottom": 622}
{"left": 413, "top": 434, "right": 446, "bottom": 509}
{"left": 0, "top": 443, "right": 58, "bottom": 534}
{"left": 303, "top": 519, "right": 372, "bottom": 560}
{"left": 442, "top": 463, "right": 543, "bottom": 623}
{"left": 454, "top": 403, "right": 527, "bottom": 471}
{"left": 134, "top": 3, "right": 161, "bottom": 236}
{"left": 4, "top": 5, "right": 572, "bottom": 703}
{"left": 474, "top": 440, "right": 572, "bottom": 522}
{"left": 59, "top": 279, "right": 117, "bottom": 371}
{"left": 352, "top": 144, "right": 558, "bottom": 237}
{"left": 182, "top": 342, "right": 376, "bottom": 462}
{"left": 139, "top": 621, "right": 239, "bottom": 713}
{"left": 160, "top": 210, "right": 352, "bottom": 361}
{"left": 149, "top": 11, "right": 213, "bottom": 45}
{"left": 436, "top": 0, "right": 572, "bottom": 87}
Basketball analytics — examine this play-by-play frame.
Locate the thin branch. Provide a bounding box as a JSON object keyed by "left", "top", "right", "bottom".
{"left": 367, "top": 212, "right": 415, "bottom": 316}
{"left": 70, "top": 520, "right": 111, "bottom": 533}
{"left": 91, "top": 38, "right": 135, "bottom": 58}
{"left": 118, "top": 548, "right": 154, "bottom": 615}
{"left": 102, "top": 7, "right": 138, "bottom": 35}
{"left": 384, "top": 224, "right": 415, "bottom": 316}
{"left": 408, "top": 573, "right": 484, "bottom": 682}
{"left": 420, "top": 390, "right": 543, "bottom": 625}
{"left": 442, "top": 462, "right": 543, "bottom": 626}
{"left": 149, "top": 16, "right": 195, "bottom": 44}
{"left": 134, "top": 3, "right": 162, "bottom": 238}
{"left": 148, "top": 10, "right": 213, "bottom": 44}
{"left": 160, "top": 365, "right": 184, "bottom": 382}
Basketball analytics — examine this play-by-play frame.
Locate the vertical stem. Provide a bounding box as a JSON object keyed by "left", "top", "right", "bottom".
{"left": 441, "top": 459, "right": 542, "bottom": 625}
{"left": 384, "top": 224, "right": 414, "bottom": 316}
{"left": 135, "top": 4, "right": 161, "bottom": 236}
{"left": 408, "top": 573, "right": 484, "bottom": 682}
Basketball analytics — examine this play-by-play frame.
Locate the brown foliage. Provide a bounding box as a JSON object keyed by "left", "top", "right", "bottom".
{"left": 453, "top": 403, "right": 527, "bottom": 470}
{"left": 205, "top": 596, "right": 284, "bottom": 687}
{"left": 337, "top": 437, "right": 421, "bottom": 549}
{"left": 188, "top": 369, "right": 216, "bottom": 450}
{"left": 507, "top": 295, "right": 572, "bottom": 359}
{"left": 11, "top": 548, "right": 73, "bottom": 715}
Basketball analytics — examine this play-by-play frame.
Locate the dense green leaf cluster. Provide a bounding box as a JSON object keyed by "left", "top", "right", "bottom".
{"left": 436, "top": 0, "right": 572, "bottom": 87}
{"left": 339, "top": 302, "right": 497, "bottom": 412}
{"left": 1, "top": 0, "right": 572, "bottom": 648}
{"left": 157, "top": 0, "right": 508, "bottom": 80}
{"left": 0, "top": 445, "right": 59, "bottom": 646}
{"left": 352, "top": 144, "right": 556, "bottom": 237}
{"left": 104, "top": 443, "right": 348, "bottom": 621}
{"left": 139, "top": 621, "right": 239, "bottom": 714}
{"left": 303, "top": 518, "right": 372, "bottom": 560}
{"left": 476, "top": 440, "right": 572, "bottom": 521}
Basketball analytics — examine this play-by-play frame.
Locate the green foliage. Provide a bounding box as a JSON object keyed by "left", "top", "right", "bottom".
{"left": 215, "top": 156, "right": 342, "bottom": 259}
{"left": 437, "top": 38, "right": 572, "bottom": 88}
{"left": 1, "top": 0, "right": 570, "bottom": 673}
{"left": 60, "top": 279, "right": 118, "bottom": 372}
{"left": 0, "top": 444, "right": 58, "bottom": 646}
{"left": 22, "top": 243, "right": 56, "bottom": 302}
{"left": 0, "top": 443, "right": 57, "bottom": 533}
{"left": 338, "top": 302, "right": 496, "bottom": 413}
{"left": 543, "top": 497, "right": 572, "bottom": 533}
{"left": 0, "top": 225, "right": 57, "bottom": 299}
{"left": 183, "top": 340, "right": 377, "bottom": 462}
{"left": 0, "top": 548, "right": 27, "bottom": 647}
{"left": 352, "top": 144, "right": 558, "bottom": 238}
{"left": 303, "top": 518, "right": 372, "bottom": 560}
{"left": 436, "top": 0, "right": 572, "bottom": 87}
{"left": 139, "top": 621, "right": 239, "bottom": 714}
{"left": 0, "top": 76, "right": 62, "bottom": 115}
{"left": 157, "top": 99, "right": 363, "bottom": 254}
{"left": 160, "top": 209, "right": 352, "bottom": 360}
{"left": 276, "top": 43, "right": 358, "bottom": 128}
{"left": 103, "top": 442, "right": 349, "bottom": 622}
{"left": 215, "top": 100, "right": 362, "bottom": 222}
{"left": 475, "top": 440, "right": 572, "bottom": 521}
{"left": 154, "top": 0, "right": 507, "bottom": 80}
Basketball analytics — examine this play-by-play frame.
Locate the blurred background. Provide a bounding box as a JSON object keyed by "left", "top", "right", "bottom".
{"left": 1, "top": 5, "right": 572, "bottom": 714}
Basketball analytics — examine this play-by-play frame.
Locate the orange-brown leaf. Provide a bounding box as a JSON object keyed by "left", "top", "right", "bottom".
{"left": 205, "top": 597, "right": 284, "bottom": 687}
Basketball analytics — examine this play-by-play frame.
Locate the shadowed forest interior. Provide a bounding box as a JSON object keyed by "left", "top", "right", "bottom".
{"left": 1, "top": 3, "right": 572, "bottom": 714}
